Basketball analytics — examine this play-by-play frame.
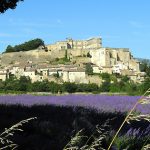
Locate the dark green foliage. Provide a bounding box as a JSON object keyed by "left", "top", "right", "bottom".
{"left": 63, "top": 82, "right": 78, "bottom": 93}
{"left": 114, "top": 135, "right": 150, "bottom": 150}
{"left": 5, "top": 45, "right": 15, "bottom": 52}
{"left": 87, "top": 52, "right": 92, "bottom": 58}
{"left": 65, "top": 49, "right": 68, "bottom": 60}
{"left": 0, "top": 105, "right": 125, "bottom": 150}
{"left": 48, "top": 81, "right": 62, "bottom": 93}
{"left": 121, "top": 75, "right": 130, "bottom": 82}
{"left": 100, "top": 81, "right": 111, "bottom": 92}
{"left": 85, "top": 63, "right": 93, "bottom": 75}
{"left": 0, "top": 73, "right": 149, "bottom": 95}
{"left": 140, "top": 60, "right": 150, "bottom": 77}
{"left": 139, "top": 77, "right": 150, "bottom": 94}
{"left": 4, "top": 78, "right": 20, "bottom": 91}
{"left": 5, "top": 38, "right": 45, "bottom": 53}
{"left": 100, "top": 73, "right": 111, "bottom": 82}
{"left": 0, "top": 105, "right": 149, "bottom": 150}
{"left": 0, "top": 0, "right": 23, "bottom": 13}
{"left": 110, "top": 82, "right": 121, "bottom": 92}
{"left": 63, "top": 82, "right": 99, "bottom": 93}
{"left": 19, "top": 76, "right": 31, "bottom": 91}
{"left": 76, "top": 83, "right": 99, "bottom": 92}
{"left": 4, "top": 76, "right": 31, "bottom": 91}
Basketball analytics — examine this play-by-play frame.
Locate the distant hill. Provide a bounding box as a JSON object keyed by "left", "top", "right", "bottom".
{"left": 136, "top": 58, "right": 150, "bottom": 65}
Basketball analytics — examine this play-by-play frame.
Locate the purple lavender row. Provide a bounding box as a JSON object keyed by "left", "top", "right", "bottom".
{"left": 0, "top": 95, "right": 149, "bottom": 114}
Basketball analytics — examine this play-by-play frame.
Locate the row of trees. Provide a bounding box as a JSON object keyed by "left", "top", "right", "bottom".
{"left": 5, "top": 38, "right": 45, "bottom": 53}
{"left": 0, "top": 76, "right": 99, "bottom": 94}
{"left": 0, "top": 74, "right": 149, "bottom": 95}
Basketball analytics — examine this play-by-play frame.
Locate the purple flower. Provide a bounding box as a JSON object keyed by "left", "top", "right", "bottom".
{"left": 0, "top": 94, "right": 149, "bottom": 114}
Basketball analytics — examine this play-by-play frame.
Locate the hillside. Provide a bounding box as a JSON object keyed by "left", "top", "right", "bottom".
{"left": 0, "top": 49, "right": 67, "bottom": 66}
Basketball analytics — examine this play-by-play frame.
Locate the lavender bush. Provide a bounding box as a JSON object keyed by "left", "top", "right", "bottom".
{"left": 0, "top": 94, "right": 149, "bottom": 114}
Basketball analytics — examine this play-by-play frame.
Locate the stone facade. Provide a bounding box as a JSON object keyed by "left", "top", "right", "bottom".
{"left": 90, "top": 47, "right": 140, "bottom": 74}
{"left": 62, "top": 68, "right": 86, "bottom": 83}
{"left": 46, "top": 37, "right": 102, "bottom": 51}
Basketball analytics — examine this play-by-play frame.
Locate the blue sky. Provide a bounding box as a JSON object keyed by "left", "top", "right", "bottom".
{"left": 0, "top": 0, "right": 150, "bottom": 59}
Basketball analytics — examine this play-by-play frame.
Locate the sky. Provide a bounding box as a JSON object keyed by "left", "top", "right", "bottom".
{"left": 0, "top": 0, "right": 150, "bottom": 59}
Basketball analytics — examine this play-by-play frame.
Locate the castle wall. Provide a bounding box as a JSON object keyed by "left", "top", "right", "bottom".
{"left": 86, "top": 38, "right": 102, "bottom": 49}
{"left": 46, "top": 37, "right": 102, "bottom": 51}
{"left": 129, "top": 59, "right": 140, "bottom": 72}
{"left": 117, "top": 49, "right": 130, "bottom": 63}
{"left": 90, "top": 48, "right": 107, "bottom": 67}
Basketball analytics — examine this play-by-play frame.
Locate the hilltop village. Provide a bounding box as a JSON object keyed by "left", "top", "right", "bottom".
{"left": 0, "top": 37, "right": 145, "bottom": 84}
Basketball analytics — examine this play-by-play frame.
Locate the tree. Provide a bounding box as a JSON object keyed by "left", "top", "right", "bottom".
{"left": 100, "top": 73, "right": 111, "bottom": 82}
{"left": 0, "top": 0, "right": 23, "bottom": 13}
{"left": 5, "top": 45, "right": 16, "bottom": 52}
{"left": 5, "top": 38, "right": 45, "bottom": 53}
{"left": 100, "top": 81, "right": 110, "bottom": 92}
{"left": 121, "top": 75, "right": 130, "bottom": 82}
{"left": 63, "top": 82, "right": 77, "bottom": 93}
{"left": 85, "top": 63, "right": 93, "bottom": 75}
{"left": 19, "top": 76, "right": 31, "bottom": 91}
{"left": 140, "top": 60, "right": 150, "bottom": 77}
{"left": 87, "top": 52, "right": 92, "bottom": 58}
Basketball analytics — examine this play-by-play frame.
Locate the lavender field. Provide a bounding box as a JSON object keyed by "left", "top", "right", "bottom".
{"left": 0, "top": 94, "right": 149, "bottom": 114}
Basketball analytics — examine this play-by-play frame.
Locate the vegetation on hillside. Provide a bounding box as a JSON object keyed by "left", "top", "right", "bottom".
{"left": 5, "top": 38, "right": 45, "bottom": 53}
{"left": 0, "top": 70, "right": 149, "bottom": 95}
{"left": 85, "top": 63, "right": 93, "bottom": 75}
{"left": 140, "top": 59, "right": 150, "bottom": 76}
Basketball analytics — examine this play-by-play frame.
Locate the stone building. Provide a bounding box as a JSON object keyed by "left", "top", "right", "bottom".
{"left": 46, "top": 37, "right": 102, "bottom": 51}
{"left": 62, "top": 68, "right": 86, "bottom": 83}
{"left": 90, "top": 47, "right": 140, "bottom": 74}
{"left": 0, "top": 69, "right": 8, "bottom": 81}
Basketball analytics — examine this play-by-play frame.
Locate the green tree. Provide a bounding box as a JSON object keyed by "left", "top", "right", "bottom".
{"left": 85, "top": 63, "right": 93, "bottom": 75}
{"left": 5, "top": 38, "right": 45, "bottom": 53}
{"left": 121, "top": 75, "right": 130, "bottom": 83}
{"left": 4, "top": 77, "right": 20, "bottom": 91}
{"left": 100, "top": 81, "right": 111, "bottom": 92}
{"left": 19, "top": 76, "right": 31, "bottom": 91}
{"left": 100, "top": 73, "right": 111, "bottom": 82}
{"left": 87, "top": 52, "right": 92, "bottom": 58}
{"left": 63, "top": 82, "right": 77, "bottom": 93}
{"left": 140, "top": 60, "right": 150, "bottom": 76}
{"left": 48, "top": 81, "right": 61, "bottom": 93}
{"left": 110, "top": 82, "right": 121, "bottom": 92}
{"left": 5, "top": 45, "right": 16, "bottom": 53}
{"left": 0, "top": 0, "right": 23, "bottom": 13}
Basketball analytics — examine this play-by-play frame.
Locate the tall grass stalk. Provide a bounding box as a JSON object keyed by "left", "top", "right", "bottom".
{"left": 107, "top": 88, "right": 150, "bottom": 150}
{"left": 0, "top": 117, "right": 37, "bottom": 150}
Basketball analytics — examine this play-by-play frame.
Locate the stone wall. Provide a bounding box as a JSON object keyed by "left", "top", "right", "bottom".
{"left": 46, "top": 37, "right": 102, "bottom": 51}
{"left": 0, "top": 49, "right": 66, "bottom": 65}
{"left": 86, "top": 75, "right": 102, "bottom": 85}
